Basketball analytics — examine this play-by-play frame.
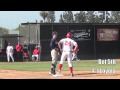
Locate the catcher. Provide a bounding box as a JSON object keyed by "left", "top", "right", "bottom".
{"left": 49, "top": 31, "right": 59, "bottom": 76}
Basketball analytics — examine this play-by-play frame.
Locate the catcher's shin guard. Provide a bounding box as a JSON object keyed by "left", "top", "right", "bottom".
{"left": 50, "top": 64, "right": 56, "bottom": 75}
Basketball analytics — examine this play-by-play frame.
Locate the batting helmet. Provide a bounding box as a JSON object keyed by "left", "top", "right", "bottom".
{"left": 66, "top": 32, "right": 72, "bottom": 38}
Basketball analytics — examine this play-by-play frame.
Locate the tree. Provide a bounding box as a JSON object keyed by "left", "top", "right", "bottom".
{"left": 94, "top": 15, "right": 101, "bottom": 23}
{"left": 98, "top": 11, "right": 110, "bottom": 23}
{"left": 105, "top": 11, "right": 110, "bottom": 23}
{"left": 67, "top": 11, "right": 74, "bottom": 23}
{"left": 62, "top": 11, "right": 74, "bottom": 23}
{"left": 0, "top": 27, "right": 9, "bottom": 45}
{"left": 74, "top": 11, "right": 87, "bottom": 23}
{"left": 40, "top": 20, "right": 43, "bottom": 23}
{"left": 62, "top": 12, "right": 67, "bottom": 23}
{"left": 86, "top": 11, "right": 96, "bottom": 23}
{"left": 40, "top": 11, "right": 48, "bottom": 22}
{"left": 0, "top": 27, "right": 9, "bottom": 35}
{"left": 59, "top": 14, "right": 64, "bottom": 23}
{"left": 98, "top": 11, "right": 105, "bottom": 23}
{"left": 109, "top": 11, "right": 120, "bottom": 23}
{"left": 46, "top": 11, "right": 55, "bottom": 23}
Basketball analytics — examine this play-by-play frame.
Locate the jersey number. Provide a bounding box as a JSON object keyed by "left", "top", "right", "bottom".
{"left": 65, "top": 41, "right": 71, "bottom": 46}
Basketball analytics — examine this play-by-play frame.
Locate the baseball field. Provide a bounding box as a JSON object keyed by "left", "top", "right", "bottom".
{"left": 0, "top": 59, "right": 120, "bottom": 79}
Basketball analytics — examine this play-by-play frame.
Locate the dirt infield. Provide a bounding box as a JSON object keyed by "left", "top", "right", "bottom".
{"left": 0, "top": 70, "right": 120, "bottom": 79}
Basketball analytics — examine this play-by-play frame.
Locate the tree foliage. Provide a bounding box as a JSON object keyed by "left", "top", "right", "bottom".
{"left": 40, "top": 11, "right": 48, "bottom": 22}
{"left": 39, "top": 11, "right": 120, "bottom": 23}
{"left": 62, "top": 11, "right": 74, "bottom": 23}
{"left": 86, "top": 11, "right": 96, "bottom": 23}
{"left": 46, "top": 11, "right": 55, "bottom": 23}
{"left": 74, "top": 11, "right": 87, "bottom": 23}
{"left": 98, "top": 11, "right": 105, "bottom": 23}
{"left": 0, "top": 27, "right": 9, "bottom": 35}
{"left": 94, "top": 15, "right": 101, "bottom": 23}
{"left": 110, "top": 11, "right": 120, "bottom": 23}
{"left": 59, "top": 14, "right": 64, "bottom": 23}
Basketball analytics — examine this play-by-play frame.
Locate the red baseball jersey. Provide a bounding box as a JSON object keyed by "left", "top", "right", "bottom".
{"left": 16, "top": 44, "right": 23, "bottom": 52}
{"left": 33, "top": 49, "right": 40, "bottom": 55}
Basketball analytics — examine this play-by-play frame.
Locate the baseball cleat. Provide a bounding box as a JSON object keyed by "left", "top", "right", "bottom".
{"left": 51, "top": 73, "right": 58, "bottom": 77}
{"left": 53, "top": 70, "right": 56, "bottom": 75}
{"left": 71, "top": 73, "right": 74, "bottom": 77}
{"left": 52, "top": 74, "right": 58, "bottom": 77}
{"left": 49, "top": 72, "right": 51, "bottom": 75}
{"left": 57, "top": 70, "right": 61, "bottom": 74}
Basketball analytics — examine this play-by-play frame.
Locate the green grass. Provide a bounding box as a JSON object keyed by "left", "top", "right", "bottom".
{"left": 0, "top": 60, "right": 119, "bottom": 71}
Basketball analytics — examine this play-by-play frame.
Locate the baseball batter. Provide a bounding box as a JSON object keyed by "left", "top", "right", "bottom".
{"left": 6, "top": 43, "right": 14, "bottom": 62}
{"left": 57, "top": 32, "right": 78, "bottom": 77}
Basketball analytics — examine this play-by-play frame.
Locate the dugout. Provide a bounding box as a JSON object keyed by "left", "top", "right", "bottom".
{"left": 20, "top": 23, "right": 120, "bottom": 60}
{"left": 0, "top": 35, "right": 24, "bottom": 62}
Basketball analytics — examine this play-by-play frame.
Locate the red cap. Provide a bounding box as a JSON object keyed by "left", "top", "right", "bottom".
{"left": 66, "top": 32, "right": 72, "bottom": 38}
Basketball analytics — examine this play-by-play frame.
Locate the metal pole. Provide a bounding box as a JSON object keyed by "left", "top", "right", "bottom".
{"left": 105, "top": 11, "right": 107, "bottom": 23}
{"left": 28, "top": 22, "right": 31, "bottom": 58}
{"left": 0, "top": 33, "right": 2, "bottom": 60}
{"left": 18, "top": 24, "right": 20, "bottom": 42}
{"left": 36, "top": 29, "right": 38, "bottom": 44}
{"left": 28, "top": 22, "right": 30, "bottom": 45}
{"left": 39, "top": 23, "right": 41, "bottom": 61}
{"left": 94, "top": 25, "right": 96, "bottom": 60}
{"left": 103, "top": 11, "right": 107, "bottom": 23}
{"left": 0, "top": 31, "right": 2, "bottom": 48}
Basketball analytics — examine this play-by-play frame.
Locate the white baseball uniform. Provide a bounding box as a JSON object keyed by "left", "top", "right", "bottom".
{"left": 6, "top": 46, "right": 14, "bottom": 62}
{"left": 59, "top": 38, "right": 77, "bottom": 67}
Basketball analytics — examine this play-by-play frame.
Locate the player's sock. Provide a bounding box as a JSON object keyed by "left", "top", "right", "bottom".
{"left": 53, "top": 65, "right": 56, "bottom": 74}
{"left": 50, "top": 68, "right": 53, "bottom": 73}
{"left": 51, "top": 64, "right": 56, "bottom": 75}
{"left": 69, "top": 67, "right": 73, "bottom": 74}
{"left": 58, "top": 64, "right": 62, "bottom": 71}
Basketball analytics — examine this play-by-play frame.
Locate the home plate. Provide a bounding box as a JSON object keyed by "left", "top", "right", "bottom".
{"left": 52, "top": 74, "right": 64, "bottom": 77}
{"left": 57, "top": 74, "right": 64, "bottom": 76}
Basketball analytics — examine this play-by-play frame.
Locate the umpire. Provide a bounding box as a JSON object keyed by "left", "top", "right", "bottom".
{"left": 49, "top": 31, "right": 59, "bottom": 75}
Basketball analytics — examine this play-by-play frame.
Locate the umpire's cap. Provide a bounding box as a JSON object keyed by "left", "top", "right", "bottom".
{"left": 52, "top": 31, "right": 58, "bottom": 36}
